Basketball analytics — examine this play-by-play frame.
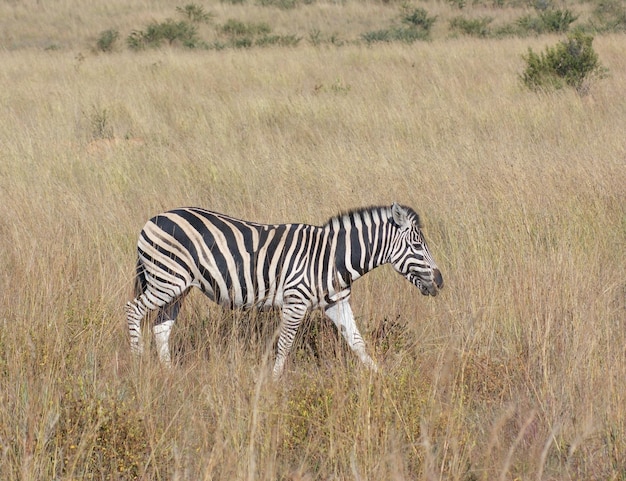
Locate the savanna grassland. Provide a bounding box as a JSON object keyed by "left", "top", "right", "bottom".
{"left": 1, "top": 0, "right": 625, "bottom": 479}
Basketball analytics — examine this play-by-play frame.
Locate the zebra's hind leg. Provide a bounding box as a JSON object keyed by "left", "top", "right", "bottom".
{"left": 153, "top": 294, "right": 187, "bottom": 367}
{"left": 126, "top": 299, "right": 147, "bottom": 357}
{"left": 272, "top": 302, "right": 308, "bottom": 380}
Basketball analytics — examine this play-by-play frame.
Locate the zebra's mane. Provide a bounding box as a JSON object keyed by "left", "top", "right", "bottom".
{"left": 323, "top": 204, "right": 421, "bottom": 228}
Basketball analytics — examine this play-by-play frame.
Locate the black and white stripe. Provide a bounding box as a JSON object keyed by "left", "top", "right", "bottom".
{"left": 126, "top": 203, "right": 443, "bottom": 378}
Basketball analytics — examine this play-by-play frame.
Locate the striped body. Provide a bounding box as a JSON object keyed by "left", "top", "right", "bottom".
{"left": 126, "top": 203, "right": 443, "bottom": 378}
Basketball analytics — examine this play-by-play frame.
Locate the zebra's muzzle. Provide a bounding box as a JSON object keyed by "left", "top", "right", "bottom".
{"left": 408, "top": 268, "right": 443, "bottom": 297}
{"left": 407, "top": 273, "right": 438, "bottom": 296}
{"left": 433, "top": 269, "right": 444, "bottom": 290}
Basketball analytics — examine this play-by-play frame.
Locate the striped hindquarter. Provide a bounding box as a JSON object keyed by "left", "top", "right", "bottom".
{"left": 125, "top": 204, "right": 443, "bottom": 379}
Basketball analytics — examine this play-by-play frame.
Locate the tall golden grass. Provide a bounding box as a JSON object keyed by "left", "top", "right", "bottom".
{"left": 1, "top": 1, "right": 625, "bottom": 479}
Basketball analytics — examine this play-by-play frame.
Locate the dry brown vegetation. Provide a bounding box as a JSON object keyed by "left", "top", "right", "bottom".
{"left": 1, "top": 0, "right": 625, "bottom": 480}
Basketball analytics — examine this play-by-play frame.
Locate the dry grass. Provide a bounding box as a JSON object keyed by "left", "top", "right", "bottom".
{"left": 1, "top": 1, "right": 625, "bottom": 479}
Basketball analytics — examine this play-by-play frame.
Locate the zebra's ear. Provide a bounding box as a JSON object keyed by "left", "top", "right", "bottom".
{"left": 391, "top": 203, "right": 410, "bottom": 230}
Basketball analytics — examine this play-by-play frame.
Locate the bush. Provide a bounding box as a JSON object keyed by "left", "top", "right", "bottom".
{"left": 449, "top": 16, "right": 493, "bottom": 37}
{"left": 521, "top": 31, "right": 605, "bottom": 93}
{"left": 362, "top": 26, "right": 429, "bottom": 44}
{"left": 362, "top": 7, "right": 436, "bottom": 44}
{"left": 592, "top": 0, "right": 626, "bottom": 32}
{"left": 126, "top": 6, "right": 212, "bottom": 50}
{"left": 127, "top": 19, "right": 201, "bottom": 50}
{"left": 401, "top": 6, "right": 437, "bottom": 32}
{"left": 255, "top": 34, "right": 301, "bottom": 47}
{"left": 220, "top": 19, "right": 272, "bottom": 37}
{"left": 217, "top": 19, "right": 281, "bottom": 48}
{"left": 211, "top": 18, "right": 302, "bottom": 50}
{"left": 176, "top": 4, "right": 214, "bottom": 24}
{"left": 448, "top": 0, "right": 466, "bottom": 10}
{"left": 256, "top": 0, "right": 300, "bottom": 9}
{"left": 95, "top": 29, "right": 119, "bottom": 53}
{"left": 539, "top": 8, "right": 578, "bottom": 32}
{"left": 516, "top": 14, "right": 548, "bottom": 35}
{"left": 515, "top": 7, "right": 577, "bottom": 35}
{"left": 362, "top": 29, "right": 392, "bottom": 44}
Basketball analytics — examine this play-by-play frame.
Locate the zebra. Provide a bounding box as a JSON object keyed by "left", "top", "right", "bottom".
{"left": 125, "top": 203, "right": 443, "bottom": 379}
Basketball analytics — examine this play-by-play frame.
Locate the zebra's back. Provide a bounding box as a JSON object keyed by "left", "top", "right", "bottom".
{"left": 138, "top": 207, "right": 319, "bottom": 309}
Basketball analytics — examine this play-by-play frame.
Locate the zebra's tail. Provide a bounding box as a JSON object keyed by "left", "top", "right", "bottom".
{"left": 133, "top": 256, "right": 148, "bottom": 299}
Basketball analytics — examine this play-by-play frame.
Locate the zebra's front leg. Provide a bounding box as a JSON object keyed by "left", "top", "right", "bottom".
{"left": 273, "top": 303, "right": 308, "bottom": 380}
{"left": 325, "top": 299, "right": 378, "bottom": 373}
{"left": 153, "top": 320, "right": 174, "bottom": 366}
{"left": 153, "top": 296, "right": 185, "bottom": 367}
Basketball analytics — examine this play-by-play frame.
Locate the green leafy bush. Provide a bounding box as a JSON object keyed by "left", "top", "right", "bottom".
{"left": 592, "top": 0, "right": 626, "bottom": 32}
{"left": 127, "top": 19, "right": 200, "bottom": 49}
{"left": 255, "top": 34, "right": 301, "bottom": 47}
{"left": 88, "top": 105, "right": 113, "bottom": 140}
{"left": 126, "top": 5, "right": 213, "bottom": 50}
{"left": 449, "top": 16, "right": 493, "bottom": 37}
{"left": 176, "top": 4, "right": 214, "bottom": 24}
{"left": 256, "top": 0, "right": 301, "bottom": 9}
{"left": 220, "top": 19, "right": 272, "bottom": 37}
{"left": 516, "top": 14, "right": 549, "bottom": 34}
{"left": 516, "top": 7, "right": 577, "bottom": 35}
{"left": 520, "top": 32, "right": 605, "bottom": 93}
{"left": 401, "top": 6, "right": 437, "bottom": 31}
{"left": 539, "top": 8, "right": 578, "bottom": 32}
{"left": 448, "top": 0, "right": 467, "bottom": 10}
{"left": 218, "top": 19, "right": 288, "bottom": 48}
{"left": 362, "top": 7, "right": 436, "bottom": 44}
{"left": 95, "top": 29, "right": 119, "bottom": 53}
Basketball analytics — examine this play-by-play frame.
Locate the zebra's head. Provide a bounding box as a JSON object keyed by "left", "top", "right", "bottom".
{"left": 388, "top": 203, "right": 443, "bottom": 296}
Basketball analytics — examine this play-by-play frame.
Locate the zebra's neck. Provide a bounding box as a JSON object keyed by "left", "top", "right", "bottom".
{"left": 326, "top": 205, "right": 396, "bottom": 283}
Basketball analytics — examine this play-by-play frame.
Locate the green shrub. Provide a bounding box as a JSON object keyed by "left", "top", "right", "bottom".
{"left": 515, "top": 7, "right": 577, "bottom": 35}
{"left": 362, "top": 26, "right": 428, "bottom": 44}
{"left": 539, "top": 8, "right": 578, "bottom": 32}
{"left": 230, "top": 37, "right": 253, "bottom": 48}
{"left": 516, "top": 13, "right": 548, "bottom": 35}
{"left": 216, "top": 19, "right": 302, "bottom": 49}
{"left": 95, "top": 29, "right": 119, "bottom": 53}
{"left": 401, "top": 6, "right": 437, "bottom": 31}
{"left": 362, "top": 7, "right": 435, "bottom": 44}
{"left": 220, "top": 19, "right": 272, "bottom": 37}
{"left": 593, "top": 0, "right": 626, "bottom": 32}
{"left": 255, "top": 34, "right": 301, "bottom": 47}
{"left": 176, "top": 4, "right": 214, "bottom": 24}
{"left": 256, "top": 0, "right": 301, "bottom": 9}
{"left": 127, "top": 19, "right": 200, "bottom": 49}
{"left": 449, "top": 16, "right": 493, "bottom": 37}
{"left": 362, "top": 29, "right": 393, "bottom": 44}
{"left": 521, "top": 31, "right": 605, "bottom": 93}
{"left": 491, "top": 22, "right": 522, "bottom": 38}
{"left": 308, "top": 28, "right": 322, "bottom": 46}
{"left": 448, "top": 0, "right": 466, "bottom": 10}
{"left": 88, "top": 105, "right": 113, "bottom": 140}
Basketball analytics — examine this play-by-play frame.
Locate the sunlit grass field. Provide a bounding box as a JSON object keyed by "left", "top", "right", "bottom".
{"left": 1, "top": 0, "right": 625, "bottom": 479}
